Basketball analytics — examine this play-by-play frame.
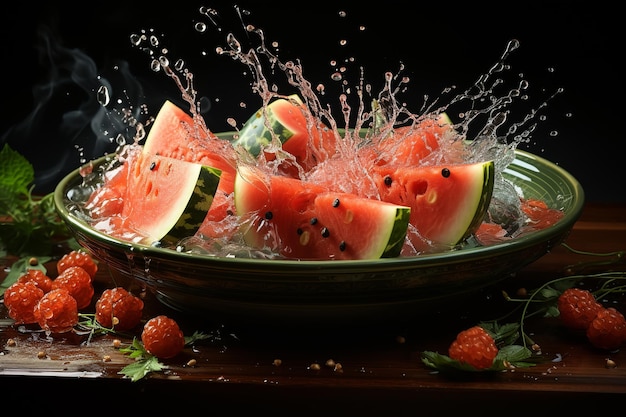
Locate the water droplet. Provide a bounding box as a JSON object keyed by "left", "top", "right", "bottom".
{"left": 339, "top": 39, "right": 347, "bottom": 46}
{"left": 97, "top": 85, "right": 110, "bottom": 106}
{"left": 194, "top": 22, "right": 207, "bottom": 33}
{"left": 150, "top": 35, "right": 159, "bottom": 47}
{"left": 150, "top": 59, "right": 161, "bottom": 72}
{"left": 130, "top": 33, "right": 143, "bottom": 46}
{"left": 227, "top": 33, "right": 242, "bottom": 53}
{"left": 331, "top": 72, "right": 342, "bottom": 81}
{"left": 338, "top": 11, "right": 347, "bottom": 18}
{"left": 174, "top": 59, "right": 185, "bottom": 71}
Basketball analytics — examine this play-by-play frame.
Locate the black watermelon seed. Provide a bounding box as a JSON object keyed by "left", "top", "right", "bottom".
{"left": 265, "top": 211, "right": 273, "bottom": 220}
{"left": 310, "top": 217, "right": 318, "bottom": 225}
{"left": 332, "top": 198, "right": 340, "bottom": 207}
{"left": 149, "top": 161, "right": 156, "bottom": 170}
{"left": 384, "top": 175, "right": 392, "bottom": 186}
{"left": 321, "top": 227, "right": 330, "bottom": 238}
{"left": 339, "top": 241, "right": 346, "bottom": 251}
{"left": 441, "top": 168, "right": 451, "bottom": 178}
{"left": 297, "top": 228, "right": 303, "bottom": 235}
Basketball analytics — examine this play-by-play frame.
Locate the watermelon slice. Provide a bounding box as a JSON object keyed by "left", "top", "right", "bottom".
{"left": 121, "top": 152, "right": 222, "bottom": 245}
{"left": 234, "top": 166, "right": 410, "bottom": 260}
{"left": 234, "top": 94, "right": 337, "bottom": 174}
{"left": 141, "top": 100, "right": 238, "bottom": 238}
{"left": 373, "top": 161, "right": 495, "bottom": 253}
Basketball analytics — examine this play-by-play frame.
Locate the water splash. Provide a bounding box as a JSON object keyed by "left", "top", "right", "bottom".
{"left": 66, "top": 5, "right": 565, "bottom": 258}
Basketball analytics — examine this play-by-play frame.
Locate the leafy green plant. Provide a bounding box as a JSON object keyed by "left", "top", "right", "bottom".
{"left": 0, "top": 143, "right": 74, "bottom": 256}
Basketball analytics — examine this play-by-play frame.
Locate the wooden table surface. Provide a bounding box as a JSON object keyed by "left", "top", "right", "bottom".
{"left": 1, "top": 202, "right": 625, "bottom": 415}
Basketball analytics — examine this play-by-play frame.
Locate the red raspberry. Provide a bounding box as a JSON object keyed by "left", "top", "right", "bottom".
{"left": 141, "top": 315, "right": 185, "bottom": 359}
{"left": 448, "top": 325, "right": 498, "bottom": 370}
{"left": 3, "top": 281, "right": 44, "bottom": 324}
{"left": 51, "top": 266, "right": 94, "bottom": 310}
{"left": 95, "top": 287, "right": 144, "bottom": 331}
{"left": 33, "top": 288, "right": 78, "bottom": 333}
{"left": 57, "top": 250, "right": 98, "bottom": 280}
{"left": 586, "top": 307, "right": 626, "bottom": 350}
{"left": 17, "top": 269, "right": 53, "bottom": 293}
{"left": 557, "top": 288, "right": 603, "bottom": 331}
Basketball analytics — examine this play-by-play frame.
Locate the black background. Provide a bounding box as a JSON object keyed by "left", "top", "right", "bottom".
{"left": 2, "top": 1, "right": 623, "bottom": 202}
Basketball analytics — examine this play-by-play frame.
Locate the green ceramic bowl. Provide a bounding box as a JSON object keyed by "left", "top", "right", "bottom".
{"left": 54, "top": 148, "right": 584, "bottom": 326}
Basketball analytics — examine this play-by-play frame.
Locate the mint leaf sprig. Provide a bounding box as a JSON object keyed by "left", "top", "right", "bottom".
{"left": 117, "top": 331, "right": 214, "bottom": 381}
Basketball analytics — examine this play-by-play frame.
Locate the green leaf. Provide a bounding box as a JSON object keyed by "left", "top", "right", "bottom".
{"left": 184, "top": 330, "right": 212, "bottom": 345}
{"left": 119, "top": 356, "right": 168, "bottom": 382}
{"left": 496, "top": 344, "right": 533, "bottom": 363}
{"left": 0, "top": 256, "right": 50, "bottom": 297}
{"left": 0, "top": 143, "right": 34, "bottom": 200}
{"left": 421, "top": 351, "right": 482, "bottom": 372}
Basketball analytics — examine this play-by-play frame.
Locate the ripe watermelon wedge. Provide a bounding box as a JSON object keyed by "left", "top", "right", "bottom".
{"left": 121, "top": 151, "right": 222, "bottom": 245}
{"left": 234, "top": 94, "right": 337, "bottom": 175}
{"left": 142, "top": 100, "right": 238, "bottom": 238}
{"left": 373, "top": 161, "right": 495, "bottom": 253}
{"left": 234, "top": 166, "right": 411, "bottom": 260}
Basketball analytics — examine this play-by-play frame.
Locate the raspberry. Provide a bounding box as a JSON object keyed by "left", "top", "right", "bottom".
{"left": 95, "top": 287, "right": 144, "bottom": 331}
{"left": 17, "top": 269, "right": 53, "bottom": 293}
{"left": 51, "top": 266, "right": 94, "bottom": 310}
{"left": 3, "top": 281, "right": 44, "bottom": 324}
{"left": 557, "top": 288, "right": 604, "bottom": 331}
{"left": 141, "top": 315, "right": 185, "bottom": 359}
{"left": 586, "top": 307, "right": 626, "bottom": 350}
{"left": 448, "top": 325, "right": 498, "bottom": 370}
{"left": 33, "top": 288, "right": 78, "bottom": 333}
{"left": 57, "top": 250, "right": 98, "bottom": 280}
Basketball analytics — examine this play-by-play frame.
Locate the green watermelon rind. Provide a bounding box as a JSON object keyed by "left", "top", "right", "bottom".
{"left": 234, "top": 95, "right": 302, "bottom": 156}
{"left": 463, "top": 161, "right": 495, "bottom": 241}
{"left": 165, "top": 165, "right": 223, "bottom": 242}
{"left": 380, "top": 205, "right": 411, "bottom": 258}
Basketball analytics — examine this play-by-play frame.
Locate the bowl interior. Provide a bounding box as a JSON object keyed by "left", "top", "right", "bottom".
{"left": 54, "top": 147, "right": 584, "bottom": 325}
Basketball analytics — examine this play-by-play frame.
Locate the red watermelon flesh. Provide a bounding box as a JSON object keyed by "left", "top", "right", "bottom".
{"left": 373, "top": 162, "right": 495, "bottom": 253}
{"left": 364, "top": 113, "right": 457, "bottom": 168}
{"left": 234, "top": 165, "right": 411, "bottom": 260}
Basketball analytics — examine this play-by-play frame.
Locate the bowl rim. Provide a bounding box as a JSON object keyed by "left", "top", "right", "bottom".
{"left": 54, "top": 148, "right": 585, "bottom": 271}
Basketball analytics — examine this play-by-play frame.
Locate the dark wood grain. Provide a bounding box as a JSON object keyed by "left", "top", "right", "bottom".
{"left": 1, "top": 203, "right": 625, "bottom": 415}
